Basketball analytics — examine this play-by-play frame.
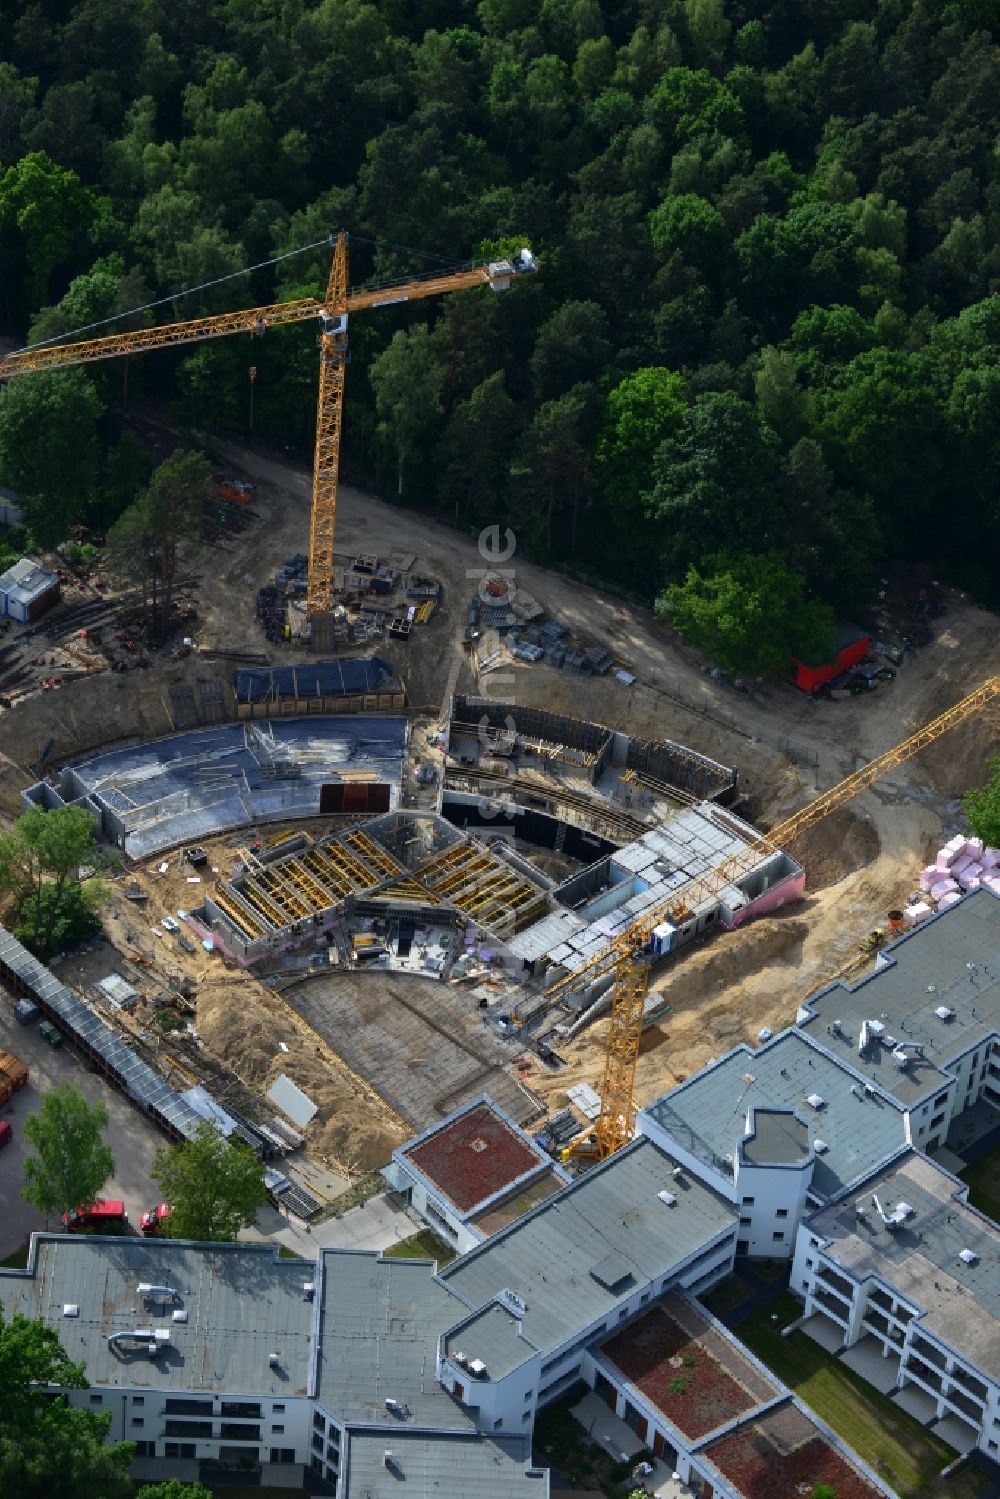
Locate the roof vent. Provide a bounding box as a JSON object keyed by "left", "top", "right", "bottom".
{"left": 469, "top": 1138, "right": 487, "bottom": 1154}
{"left": 658, "top": 1190, "right": 677, "bottom": 1206}
{"left": 137, "top": 1284, "right": 178, "bottom": 1302}
{"left": 927, "top": 985, "right": 937, "bottom": 993}
{"left": 496, "top": 1287, "right": 527, "bottom": 1319}
{"left": 672, "top": 1165, "right": 684, "bottom": 1179}
{"left": 172, "top": 1309, "right": 188, "bottom": 1324}
{"left": 959, "top": 1248, "right": 979, "bottom": 1266}
{"left": 63, "top": 1304, "right": 79, "bottom": 1318}
{"left": 452, "top": 1350, "right": 467, "bottom": 1367}
{"left": 303, "top": 1281, "right": 315, "bottom": 1300}
{"left": 268, "top": 1352, "right": 281, "bottom": 1368}
{"left": 813, "top": 1139, "right": 829, "bottom": 1155}
{"left": 806, "top": 1093, "right": 826, "bottom": 1110}
{"left": 934, "top": 1006, "right": 955, "bottom": 1022}
{"left": 468, "top": 1357, "right": 487, "bottom": 1377}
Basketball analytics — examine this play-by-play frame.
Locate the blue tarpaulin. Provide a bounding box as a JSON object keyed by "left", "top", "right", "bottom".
{"left": 232, "top": 658, "right": 397, "bottom": 703}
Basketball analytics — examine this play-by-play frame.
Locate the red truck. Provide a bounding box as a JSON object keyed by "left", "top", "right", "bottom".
{"left": 140, "top": 1202, "right": 172, "bottom": 1237}
{"left": 63, "top": 1200, "right": 129, "bottom": 1234}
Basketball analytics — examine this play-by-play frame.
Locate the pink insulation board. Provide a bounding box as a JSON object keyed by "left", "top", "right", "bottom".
{"left": 965, "top": 837, "right": 985, "bottom": 858}
{"left": 919, "top": 866, "right": 939, "bottom": 891}
{"left": 931, "top": 879, "right": 959, "bottom": 899}
{"left": 958, "top": 875, "right": 981, "bottom": 892}
{"left": 938, "top": 891, "right": 963, "bottom": 910}
{"left": 951, "top": 855, "right": 973, "bottom": 877}
{"left": 905, "top": 902, "right": 933, "bottom": 924}
{"left": 982, "top": 848, "right": 999, "bottom": 870}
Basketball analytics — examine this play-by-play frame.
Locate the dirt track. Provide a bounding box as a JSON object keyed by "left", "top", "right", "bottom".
{"left": 0, "top": 438, "right": 997, "bottom": 1138}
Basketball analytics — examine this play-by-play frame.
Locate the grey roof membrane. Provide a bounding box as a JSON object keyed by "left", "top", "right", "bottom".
{"left": 515, "top": 803, "right": 784, "bottom": 971}
{"left": 439, "top": 1138, "right": 735, "bottom": 1377}
{"left": 809, "top": 1151, "right": 1000, "bottom": 1381}
{"left": 799, "top": 889, "right": 1000, "bottom": 1107}
{"left": 344, "top": 1431, "right": 545, "bottom": 1499}
{"left": 315, "top": 1252, "right": 474, "bottom": 1429}
{"left": 0, "top": 1238, "right": 314, "bottom": 1395}
{"left": 642, "top": 1029, "right": 908, "bottom": 1200}
{"left": 63, "top": 717, "right": 408, "bottom": 860}
{"left": 741, "top": 1109, "right": 811, "bottom": 1166}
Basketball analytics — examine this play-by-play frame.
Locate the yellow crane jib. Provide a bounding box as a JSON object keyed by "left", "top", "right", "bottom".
{"left": 0, "top": 234, "right": 538, "bottom": 620}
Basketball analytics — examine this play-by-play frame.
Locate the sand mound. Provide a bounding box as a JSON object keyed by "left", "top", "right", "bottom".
{"left": 792, "top": 807, "right": 880, "bottom": 890}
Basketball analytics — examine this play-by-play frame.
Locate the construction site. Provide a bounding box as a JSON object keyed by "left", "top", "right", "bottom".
{"left": 0, "top": 236, "right": 997, "bottom": 1212}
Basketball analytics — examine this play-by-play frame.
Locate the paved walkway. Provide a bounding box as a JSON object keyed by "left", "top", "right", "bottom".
{"left": 245, "top": 1191, "right": 423, "bottom": 1258}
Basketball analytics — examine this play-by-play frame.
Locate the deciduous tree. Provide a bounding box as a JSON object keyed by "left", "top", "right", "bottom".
{"left": 964, "top": 756, "right": 1000, "bottom": 849}
{"left": 152, "top": 1121, "right": 267, "bottom": 1242}
{"left": 660, "top": 551, "right": 835, "bottom": 677}
{"left": 21, "top": 1085, "right": 115, "bottom": 1223}
{"left": 0, "top": 1307, "right": 133, "bottom": 1499}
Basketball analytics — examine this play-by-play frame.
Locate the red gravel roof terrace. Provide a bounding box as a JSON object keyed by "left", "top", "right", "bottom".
{"left": 404, "top": 1102, "right": 545, "bottom": 1213}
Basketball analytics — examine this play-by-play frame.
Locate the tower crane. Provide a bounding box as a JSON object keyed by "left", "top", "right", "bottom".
{"left": 0, "top": 233, "right": 537, "bottom": 626}
{"left": 544, "top": 674, "right": 1000, "bottom": 1161}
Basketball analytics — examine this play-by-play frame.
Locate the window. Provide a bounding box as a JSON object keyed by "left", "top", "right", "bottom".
{"left": 89, "top": 1394, "right": 103, "bottom": 1405}
{"left": 640, "top": 1292, "right": 650, "bottom": 1303}
{"left": 739, "top": 1216, "right": 751, "bottom": 1226}
{"left": 736, "top": 1239, "right": 749, "bottom": 1256}
{"left": 313, "top": 1413, "right": 325, "bottom": 1432}
{"left": 618, "top": 1309, "right": 628, "bottom": 1322}
{"left": 131, "top": 1417, "right": 144, "bottom": 1428}
{"left": 165, "top": 1420, "right": 212, "bottom": 1438}
{"left": 772, "top": 1231, "right": 785, "bottom": 1242}
{"left": 522, "top": 1410, "right": 531, "bottom": 1422}
{"left": 164, "top": 1443, "right": 196, "bottom": 1460}
{"left": 524, "top": 1390, "right": 533, "bottom": 1400}
{"left": 270, "top": 1447, "right": 296, "bottom": 1464}
{"left": 134, "top": 1441, "right": 156, "bottom": 1458}
{"left": 312, "top": 1434, "right": 324, "bottom": 1452}
{"left": 271, "top": 1423, "right": 285, "bottom": 1434}
{"left": 221, "top": 1401, "right": 261, "bottom": 1418}
{"left": 776, "top": 1208, "right": 789, "bottom": 1219}
{"left": 494, "top": 1418, "right": 504, "bottom": 1431}
{"left": 805, "top": 1257, "right": 814, "bottom": 1269}
{"left": 132, "top": 1396, "right": 144, "bottom": 1406}
{"left": 220, "top": 1423, "right": 261, "bottom": 1441}
{"left": 935, "top": 1091, "right": 949, "bottom": 1107}
{"left": 272, "top": 1403, "right": 285, "bottom": 1413}
{"left": 741, "top": 1196, "right": 755, "bottom": 1206}
{"left": 165, "top": 1398, "right": 213, "bottom": 1416}
{"left": 931, "top": 1112, "right": 946, "bottom": 1129}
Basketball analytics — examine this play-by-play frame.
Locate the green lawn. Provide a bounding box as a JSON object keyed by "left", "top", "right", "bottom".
{"left": 383, "top": 1229, "right": 457, "bottom": 1269}
{"left": 960, "top": 1143, "right": 1000, "bottom": 1224}
{"left": 738, "top": 1293, "right": 981, "bottom": 1498}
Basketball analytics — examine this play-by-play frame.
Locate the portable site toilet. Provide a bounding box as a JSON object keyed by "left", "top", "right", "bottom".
{"left": 0, "top": 557, "right": 61, "bottom": 623}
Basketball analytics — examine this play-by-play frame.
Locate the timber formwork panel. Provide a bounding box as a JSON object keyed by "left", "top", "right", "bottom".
{"left": 238, "top": 879, "right": 289, "bottom": 929}
{"left": 212, "top": 884, "right": 267, "bottom": 940}
{"left": 344, "top": 828, "right": 403, "bottom": 881}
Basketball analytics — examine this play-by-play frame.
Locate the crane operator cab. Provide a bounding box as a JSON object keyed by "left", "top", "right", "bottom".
{"left": 488, "top": 246, "right": 537, "bottom": 290}
{"left": 320, "top": 312, "right": 348, "bottom": 337}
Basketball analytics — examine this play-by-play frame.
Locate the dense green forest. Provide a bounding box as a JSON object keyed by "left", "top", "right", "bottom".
{"left": 0, "top": 0, "right": 998, "bottom": 626}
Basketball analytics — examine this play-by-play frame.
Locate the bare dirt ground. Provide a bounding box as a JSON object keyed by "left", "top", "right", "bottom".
{"left": 0, "top": 435, "right": 997, "bottom": 1149}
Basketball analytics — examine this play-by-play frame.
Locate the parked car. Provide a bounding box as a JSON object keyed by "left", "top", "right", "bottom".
{"left": 0, "top": 1119, "right": 12, "bottom": 1149}
{"left": 140, "top": 1202, "right": 172, "bottom": 1237}
{"left": 63, "top": 1200, "right": 129, "bottom": 1234}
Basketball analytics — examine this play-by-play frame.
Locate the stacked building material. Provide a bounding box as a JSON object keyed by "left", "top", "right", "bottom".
{"left": 917, "top": 836, "right": 1000, "bottom": 912}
